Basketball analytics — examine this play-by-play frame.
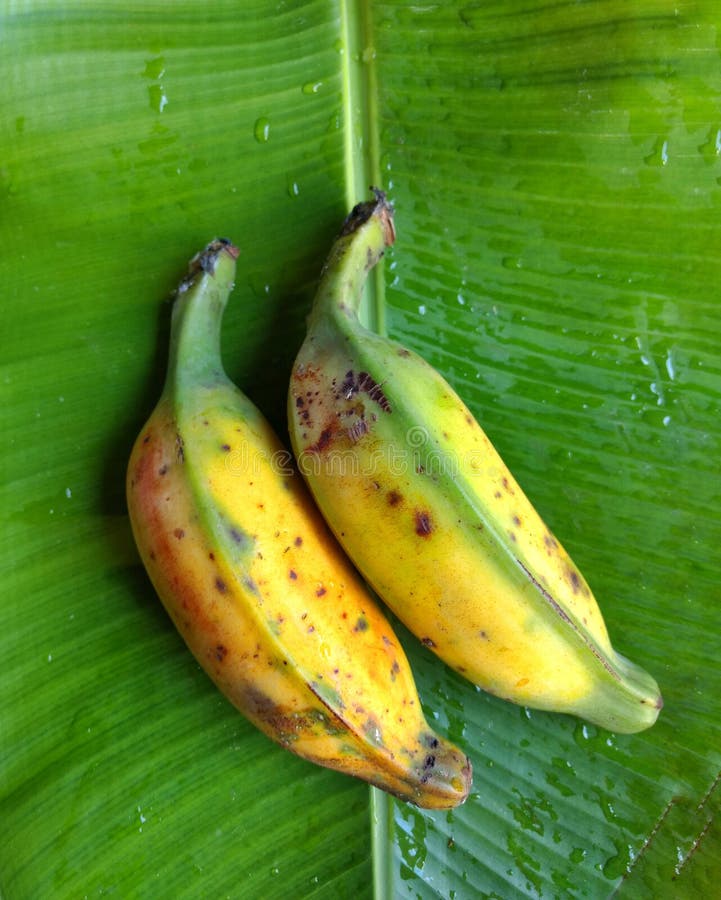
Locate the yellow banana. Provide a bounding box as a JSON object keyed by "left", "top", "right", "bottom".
{"left": 126, "top": 239, "right": 471, "bottom": 808}
{"left": 288, "top": 193, "right": 663, "bottom": 734}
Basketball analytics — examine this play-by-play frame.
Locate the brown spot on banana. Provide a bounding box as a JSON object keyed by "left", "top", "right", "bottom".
{"left": 307, "top": 422, "right": 337, "bottom": 454}
{"left": 414, "top": 510, "right": 433, "bottom": 537}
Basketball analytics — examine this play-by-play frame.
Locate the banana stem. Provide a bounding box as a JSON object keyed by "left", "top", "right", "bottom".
{"left": 165, "top": 239, "right": 239, "bottom": 393}
{"left": 308, "top": 190, "right": 395, "bottom": 328}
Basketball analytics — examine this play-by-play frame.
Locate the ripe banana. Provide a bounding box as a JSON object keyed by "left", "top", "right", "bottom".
{"left": 126, "top": 239, "right": 471, "bottom": 808}
{"left": 287, "top": 193, "right": 663, "bottom": 734}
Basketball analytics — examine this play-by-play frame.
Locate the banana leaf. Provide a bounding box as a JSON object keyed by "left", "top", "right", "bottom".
{"left": 1, "top": 1, "right": 719, "bottom": 897}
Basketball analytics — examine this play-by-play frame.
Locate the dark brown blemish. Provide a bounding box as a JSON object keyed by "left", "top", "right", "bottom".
{"left": 568, "top": 567, "right": 581, "bottom": 594}
{"left": 502, "top": 476, "right": 515, "bottom": 495}
{"left": 176, "top": 433, "right": 185, "bottom": 463}
{"left": 244, "top": 576, "right": 260, "bottom": 595}
{"left": 294, "top": 536, "right": 303, "bottom": 547}
{"left": 229, "top": 527, "right": 246, "bottom": 545}
{"left": 295, "top": 396, "right": 304, "bottom": 407}
{"left": 397, "top": 348, "right": 411, "bottom": 358}
{"left": 240, "top": 684, "right": 319, "bottom": 745}
{"left": 341, "top": 370, "right": 357, "bottom": 399}
{"left": 354, "top": 616, "right": 368, "bottom": 632}
{"left": 347, "top": 419, "right": 369, "bottom": 443}
{"left": 158, "top": 464, "right": 169, "bottom": 476}
{"left": 358, "top": 371, "right": 391, "bottom": 412}
{"left": 307, "top": 423, "right": 336, "bottom": 454}
{"left": 513, "top": 515, "right": 522, "bottom": 527}
{"left": 421, "top": 636, "right": 436, "bottom": 648}
{"left": 208, "top": 551, "right": 215, "bottom": 561}
{"left": 415, "top": 510, "right": 434, "bottom": 537}
{"left": 214, "top": 644, "right": 228, "bottom": 662}
{"left": 289, "top": 569, "right": 297, "bottom": 580}
{"left": 215, "top": 577, "right": 228, "bottom": 593}
{"left": 221, "top": 443, "right": 231, "bottom": 452}
{"left": 341, "top": 369, "right": 392, "bottom": 412}
{"left": 294, "top": 363, "right": 321, "bottom": 384}
{"left": 173, "top": 528, "right": 185, "bottom": 540}
{"left": 387, "top": 489, "right": 402, "bottom": 507}
{"left": 316, "top": 586, "right": 327, "bottom": 597}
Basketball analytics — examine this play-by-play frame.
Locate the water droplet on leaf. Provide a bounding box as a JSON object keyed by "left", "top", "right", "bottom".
{"left": 254, "top": 117, "right": 270, "bottom": 143}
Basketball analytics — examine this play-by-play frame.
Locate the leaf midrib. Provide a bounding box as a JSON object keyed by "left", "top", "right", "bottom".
{"left": 340, "top": 0, "right": 386, "bottom": 338}
{"left": 339, "top": 2, "right": 393, "bottom": 898}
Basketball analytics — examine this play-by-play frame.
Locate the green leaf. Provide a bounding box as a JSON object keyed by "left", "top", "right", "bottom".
{"left": 1, "top": 1, "right": 719, "bottom": 898}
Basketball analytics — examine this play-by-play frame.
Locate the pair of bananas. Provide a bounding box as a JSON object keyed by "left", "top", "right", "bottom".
{"left": 127, "top": 193, "right": 661, "bottom": 809}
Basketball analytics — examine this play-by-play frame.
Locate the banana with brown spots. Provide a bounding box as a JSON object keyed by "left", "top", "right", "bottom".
{"left": 127, "top": 239, "right": 471, "bottom": 807}
{"left": 288, "top": 193, "right": 662, "bottom": 734}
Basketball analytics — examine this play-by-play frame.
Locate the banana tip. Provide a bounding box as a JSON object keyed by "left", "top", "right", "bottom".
{"left": 177, "top": 239, "right": 239, "bottom": 295}
{"left": 341, "top": 188, "right": 395, "bottom": 247}
{"left": 195, "top": 237, "right": 240, "bottom": 270}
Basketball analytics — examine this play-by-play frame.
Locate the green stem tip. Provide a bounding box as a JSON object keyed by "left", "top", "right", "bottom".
{"left": 312, "top": 189, "right": 395, "bottom": 326}
{"left": 166, "top": 239, "right": 239, "bottom": 392}
{"left": 177, "top": 238, "right": 240, "bottom": 294}
{"left": 339, "top": 187, "right": 396, "bottom": 246}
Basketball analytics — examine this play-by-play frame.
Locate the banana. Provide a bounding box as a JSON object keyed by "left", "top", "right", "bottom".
{"left": 126, "top": 239, "right": 471, "bottom": 808}
{"left": 287, "top": 193, "right": 663, "bottom": 734}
